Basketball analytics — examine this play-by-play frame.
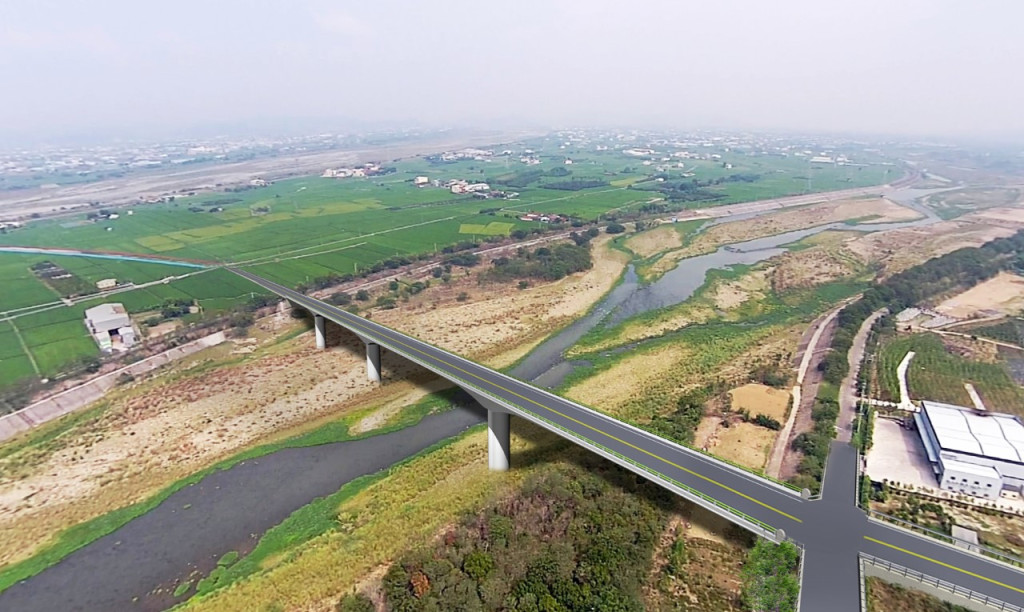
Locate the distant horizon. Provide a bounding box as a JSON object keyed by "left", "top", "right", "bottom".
{"left": 2, "top": 119, "right": 1022, "bottom": 151}
{"left": 4, "top": 1, "right": 1024, "bottom": 148}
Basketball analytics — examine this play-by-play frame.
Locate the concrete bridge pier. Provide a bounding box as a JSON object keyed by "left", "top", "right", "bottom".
{"left": 314, "top": 315, "right": 326, "bottom": 350}
{"left": 487, "top": 410, "right": 511, "bottom": 471}
{"left": 366, "top": 342, "right": 381, "bottom": 382}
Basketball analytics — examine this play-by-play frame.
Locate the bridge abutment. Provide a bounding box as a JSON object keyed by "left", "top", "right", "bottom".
{"left": 366, "top": 342, "right": 381, "bottom": 382}
{"left": 314, "top": 315, "right": 326, "bottom": 349}
{"left": 487, "top": 410, "right": 511, "bottom": 471}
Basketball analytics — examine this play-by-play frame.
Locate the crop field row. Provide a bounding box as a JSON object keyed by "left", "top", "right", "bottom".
{"left": 876, "top": 333, "right": 1024, "bottom": 415}
{"left": 0, "top": 267, "right": 262, "bottom": 386}
{"left": 0, "top": 142, "right": 898, "bottom": 390}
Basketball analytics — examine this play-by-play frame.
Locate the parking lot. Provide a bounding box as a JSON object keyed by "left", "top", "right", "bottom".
{"left": 865, "top": 417, "right": 938, "bottom": 489}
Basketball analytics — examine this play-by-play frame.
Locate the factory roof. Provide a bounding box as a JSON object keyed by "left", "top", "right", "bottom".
{"left": 922, "top": 400, "right": 1024, "bottom": 465}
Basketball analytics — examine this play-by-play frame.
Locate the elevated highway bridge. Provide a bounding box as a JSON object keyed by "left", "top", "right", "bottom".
{"left": 233, "top": 268, "right": 1024, "bottom": 612}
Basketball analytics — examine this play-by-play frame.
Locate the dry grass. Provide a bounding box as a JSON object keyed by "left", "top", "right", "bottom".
{"left": 713, "top": 269, "right": 771, "bottom": 310}
{"left": 713, "top": 423, "right": 775, "bottom": 471}
{"left": 624, "top": 224, "right": 683, "bottom": 258}
{"left": 564, "top": 344, "right": 692, "bottom": 416}
{"left": 0, "top": 236, "right": 629, "bottom": 571}
{"left": 648, "top": 197, "right": 920, "bottom": 278}
{"left": 846, "top": 220, "right": 1016, "bottom": 276}
{"left": 729, "top": 383, "right": 790, "bottom": 421}
{"left": 181, "top": 423, "right": 562, "bottom": 612}
{"left": 772, "top": 246, "right": 860, "bottom": 291}
{"left": 373, "top": 233, "right": 629, "bottom": 369}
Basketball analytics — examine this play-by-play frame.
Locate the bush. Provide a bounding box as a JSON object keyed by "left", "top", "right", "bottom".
{"left": 741, "top": 540, "right": 800, "bottom": 612}
{"left": 355, "top": 289, "right": 370, "bottom": 302}
{"left": 336, "top": 592, "right": 374, "bottom": 612}
{"left": 752, "top": 414, "right": 781, "bottom": 430}
{"left": 463, "top": 550, "right": 495, "bottom": 582}
{"left": 605, "top": 223, "right": 626, "bottom": 234}
{"left": 456, "top": 292, "right": 469, "bottom": 302}
{"left": 329, "top": 292, "right": 352, "bottom": 306}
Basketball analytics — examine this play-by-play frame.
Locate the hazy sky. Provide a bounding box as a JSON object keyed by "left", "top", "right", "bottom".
{"left": 2, "top": 0, "right": 1023, "bottom": 142}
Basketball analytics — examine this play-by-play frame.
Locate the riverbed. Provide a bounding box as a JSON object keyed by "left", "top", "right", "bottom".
{"left": 0, "top": 185, "right": 945, "bottom": 610}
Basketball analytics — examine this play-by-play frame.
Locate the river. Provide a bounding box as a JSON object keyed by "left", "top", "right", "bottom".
{"left": 0, "top": 185, "right": 945, "bottom": 611}
{"left": 523, "top": 189, "right": 941, "bottom": 388}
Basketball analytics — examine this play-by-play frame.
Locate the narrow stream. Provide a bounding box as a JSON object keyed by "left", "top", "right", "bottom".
{"left": 518, "top": 187, "right": 943, "bottom": 389}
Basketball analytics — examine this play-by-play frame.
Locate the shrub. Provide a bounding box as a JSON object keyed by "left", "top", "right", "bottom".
{"left": 336, "top": 593, "right": 374, "bottom": 612}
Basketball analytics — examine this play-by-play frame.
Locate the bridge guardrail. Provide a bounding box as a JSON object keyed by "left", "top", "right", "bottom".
{"left": 274, "top": 278, "right": 806, "bottom": 499}
{"left": 502, "top": 368, "right": 805, "bottom": 496}
{"left": 451, "top": 369, "right": 782, "bottom": 540}
{"left": 860, "top": 553, "right": 1024, "bottom": 612}
{"left": 414, "top": 334, "right": 803, "bottom": 496}
{"left": 376, "top": 338, "right": 783, "bottom": 541}
{"left": 256, "top": 279, "right": 784, "bottom": 539}
{"left": 867, "top": 510, "right": 1024, "bottom": 570}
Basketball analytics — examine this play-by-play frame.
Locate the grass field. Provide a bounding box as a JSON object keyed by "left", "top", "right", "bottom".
{"left": 0, "top": 140, "right": 898, "bottom": 391}
{"left": 876, "top": 333, "right": 1024, "bottom": 415}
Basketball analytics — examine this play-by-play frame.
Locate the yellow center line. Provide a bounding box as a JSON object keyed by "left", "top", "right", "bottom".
{"left": 864, "top": 536, "right": 1024, "bottom": 596}
{"left": 246, "top": 273, "right": 802, "bottom": 524}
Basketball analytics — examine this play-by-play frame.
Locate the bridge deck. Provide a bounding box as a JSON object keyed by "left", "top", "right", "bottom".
{"left": 233, "top": 268, "right": 1024, "bottom": 609}
{"left": 232, "top": 268, "right": 806, "bottom": 540}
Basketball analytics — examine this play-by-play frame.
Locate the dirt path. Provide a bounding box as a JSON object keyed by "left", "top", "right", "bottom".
{"left": 838, "top": 309, "right": 887, "bottom": 443}
{"left": 766, "top": 305, "right": 844, "bottom": 478}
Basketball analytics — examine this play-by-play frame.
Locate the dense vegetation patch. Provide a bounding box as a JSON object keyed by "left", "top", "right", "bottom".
{"left": 376, "top": 464, "right": 670, "bottom": 612}
{"left": 486, "top": 237, "right": 594, "bottom": 283}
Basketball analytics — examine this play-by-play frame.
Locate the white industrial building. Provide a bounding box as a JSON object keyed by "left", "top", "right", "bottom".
{"left": 84, "top": 303, "right": 136, "bottom": 351}
{"left": 915, "top": 400, "right": 1024, "bottom": 500}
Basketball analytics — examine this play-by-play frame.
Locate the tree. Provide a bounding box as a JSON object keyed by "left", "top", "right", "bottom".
{"left": 355, "top": 289, "right": 370, "bottom": 302}
{"left": 329, "top": 291, "right": 352, "bottom": 306}
{"left": 605, "top": 223, "right": 626, "bottom": 234}
{"left": 741, "top": 539, "right": 800, "bottom": 612}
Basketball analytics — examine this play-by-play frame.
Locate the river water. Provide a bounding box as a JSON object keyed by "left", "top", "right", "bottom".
{"left": 521, "top": 189, "right": 942, "bottom": 389}
{"left": 1, "top": 186, "right": 947, "bottom": 611}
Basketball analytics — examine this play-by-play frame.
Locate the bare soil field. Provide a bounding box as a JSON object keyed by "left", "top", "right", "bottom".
{"left": 729, "top": 383, "right": 790, "bottom": 421}
{"left": 694, "top": 416, "right": 775, "bottom": 471}
{"left": 935, "top": 271, "right": 1024, "bottom": 318}
{"left": 0, "top": 235, "right": 627, "bottom": 569}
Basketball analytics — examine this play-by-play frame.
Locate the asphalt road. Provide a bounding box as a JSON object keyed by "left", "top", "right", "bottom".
{"left": 234, "top": 269, "right": 1024, "bottom": 611}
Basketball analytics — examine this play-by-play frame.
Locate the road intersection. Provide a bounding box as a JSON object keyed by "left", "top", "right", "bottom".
{"left": 235, "top": 268, "right": 1024, "bottom": 612}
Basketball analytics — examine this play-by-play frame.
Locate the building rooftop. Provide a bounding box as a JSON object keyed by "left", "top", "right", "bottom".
{"left": 85, "top": 303, "right": 127, "bottom": 320}
{"left": 922, "top": 400, "right": 1024, "bottom": 464}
